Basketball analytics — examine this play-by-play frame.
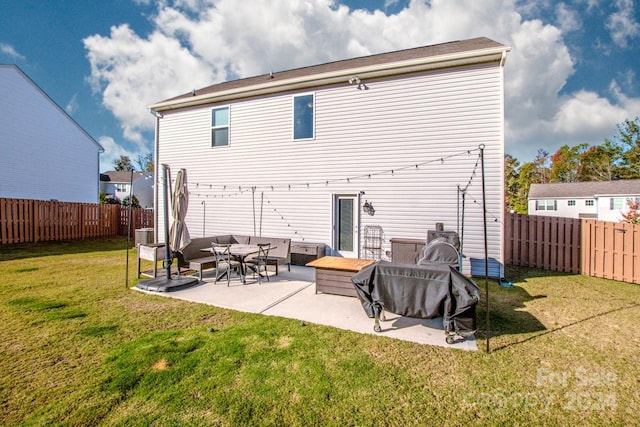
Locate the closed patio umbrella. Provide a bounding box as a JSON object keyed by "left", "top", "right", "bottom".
{"left": 169, "top": 168, "right": 191, "bottom": 253}
{"left": 136, "top": 164, "right": 198, "bottom": 292}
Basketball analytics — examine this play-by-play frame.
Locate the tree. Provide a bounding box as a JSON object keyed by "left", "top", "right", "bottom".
{"left": 621, "top": 198, "right": 640, "bottom": 224}
{"left": 122, "top": 195, "right": 140, "bottom": 208}
{"left": 135, "top": 153, "right": 154, "bottom": 172}
{"left": 550, "top": 143, "right": 587, "bottom": 183}
{"left": 533, "top": 149, "right": 551, "bottom": 184}
{"left": 114, "top": 155, "right": 134, "bottom": 171}
{"left": 578, "top": 141, "right": 623, "bottom": 181}
{"left": 504, "top": 154, "right": 520, "bottom": 212}
{"left": 612, "top": 117, "right": 640, "bottom": 179}
{"left": 99, "top": 191, "right": 120, "bottom": 205}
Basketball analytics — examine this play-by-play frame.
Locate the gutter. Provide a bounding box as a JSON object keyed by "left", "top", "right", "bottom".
{"left": 149, "top": 45, "right": 511, "bottom": 112}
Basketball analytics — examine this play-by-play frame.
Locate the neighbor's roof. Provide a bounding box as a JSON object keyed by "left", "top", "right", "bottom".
{"left": 150, "top": 37, "right": 509, "bottom": 112}
{"left": 529, "top": 180, "right": 640, "bottom": 199}
{"left": 100, "top": 171, "right": 148, "bottom": 183}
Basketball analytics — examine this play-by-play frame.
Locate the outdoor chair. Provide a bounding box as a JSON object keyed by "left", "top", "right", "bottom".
{"left": 212, "top": 243, "right": 241, "bottom": 286}
{"left": 245, "top": 242, "right": 271, "bottom": 284}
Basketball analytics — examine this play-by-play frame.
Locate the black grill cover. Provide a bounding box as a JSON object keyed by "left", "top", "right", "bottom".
{"left": 351, "top": 261, "right": 480, "bottom": 334}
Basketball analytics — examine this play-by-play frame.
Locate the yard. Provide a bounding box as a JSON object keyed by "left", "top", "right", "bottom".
{"left": 1, "top": 238, "right": 638, "bottom": 426}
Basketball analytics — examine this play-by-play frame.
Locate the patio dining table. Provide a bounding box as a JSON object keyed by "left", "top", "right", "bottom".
{"left": 201, "top": 244, "right": 274, "bottom": 284}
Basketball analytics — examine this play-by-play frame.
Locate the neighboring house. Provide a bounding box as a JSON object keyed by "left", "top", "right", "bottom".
{"left": 100, "top": 171, "right": 154, "bottom": 209}
{"left": 528, "top": 180, "right": 640, "bottom": 221}
{"left": 0, "top": 64, "right": 103, "bottom": 203}
{"left": 149, "top": 37, "right": 509, "bottom": 271}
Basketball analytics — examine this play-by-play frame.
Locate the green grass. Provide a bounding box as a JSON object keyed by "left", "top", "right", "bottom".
{"left": 1, "top": 237, "right": 639, "bottom": 426}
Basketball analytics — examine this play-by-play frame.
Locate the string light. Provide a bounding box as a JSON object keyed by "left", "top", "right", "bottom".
{"left": 183, "top": 147, "right": 482, "bottom": 193}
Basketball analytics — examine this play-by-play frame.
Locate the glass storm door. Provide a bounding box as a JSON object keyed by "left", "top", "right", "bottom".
{"left": 334, "top": 195, "right": 358, "bottom": 258}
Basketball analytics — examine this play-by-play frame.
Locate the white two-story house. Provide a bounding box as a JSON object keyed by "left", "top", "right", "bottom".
{"left": 100, "top": 171, "right": 154, "bottom": 209}
{"left": 149, "top": 37, "right": 510, "bottom": 271}
{"left": 528, "top": 180, "right": 640, "bottom": 221}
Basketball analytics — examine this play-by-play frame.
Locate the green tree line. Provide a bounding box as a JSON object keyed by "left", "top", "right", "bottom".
{"left": 506, "top": 117, "right": 640, "bottom": 214}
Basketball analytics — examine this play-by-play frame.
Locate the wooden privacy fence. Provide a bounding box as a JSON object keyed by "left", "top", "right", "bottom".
{"left": 582, "top": 220, "right": 639, "bottom": 284}
{"left": 505, "top": 213, "right": 640, "bottom": 284}
{"left": 0, "top": 198, "right": 153, "bottom": 244}
{"left": 504, "top": 213, "right": 582, "bottom": 274}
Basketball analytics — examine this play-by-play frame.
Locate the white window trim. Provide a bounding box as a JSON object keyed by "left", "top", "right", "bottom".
{"left": 292, "top": 92, "right": 315, "bottom": 140}
{"left": 211, "top": 105, "right": 230, "bottom": 148}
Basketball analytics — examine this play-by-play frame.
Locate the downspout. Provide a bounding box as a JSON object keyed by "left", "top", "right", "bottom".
{"left": 499, "top": 48, "right": 507, "bottom": 266}
{"left": 150, "top": 109, "right": 163, "bottom": 242}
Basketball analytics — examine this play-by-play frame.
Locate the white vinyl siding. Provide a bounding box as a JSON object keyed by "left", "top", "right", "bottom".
{"left": 0, "top": 65, "right": 101, "bottom": 203}
{"left": 156, "top": 62, "right": 504, "bottom": 270}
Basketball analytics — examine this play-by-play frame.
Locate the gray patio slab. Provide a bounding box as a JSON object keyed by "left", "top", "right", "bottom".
{"left": 135, "top": 265, "right": 477, "bottom": 351}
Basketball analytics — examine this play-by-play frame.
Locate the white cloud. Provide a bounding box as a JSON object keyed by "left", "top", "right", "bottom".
{"left": 84, "top": 24, "right": 216, "bottom": 142}
{"left": 65, "top": 94, "right": 79, "bottom": 115}
{"left": 606, "top": 0, "right": 640, "bottom": 48}
{"left": 555, "top": 2, "right": 581, "bottom": 32}
{"left": 0, "top": 42, "right": 26, "bottom": 61}
{"left": 83, "top": 0, "right": 640, "bottom": 163}
{"left": 98, "top": 136, "right": 140, "bottom": 172}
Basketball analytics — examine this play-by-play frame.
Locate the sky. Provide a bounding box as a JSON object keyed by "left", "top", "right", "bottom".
{"left": 1, "top": 0, "right": 638, "bottom": 172}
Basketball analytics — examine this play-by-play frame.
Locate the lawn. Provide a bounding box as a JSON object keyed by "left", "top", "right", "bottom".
{"left": 1, "top": 238, "right": 638, "bottom": 426}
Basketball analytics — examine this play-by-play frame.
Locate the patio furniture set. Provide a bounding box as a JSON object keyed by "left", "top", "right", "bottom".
{"left": 138, "top": 234, "right": 292, "bottom": 284}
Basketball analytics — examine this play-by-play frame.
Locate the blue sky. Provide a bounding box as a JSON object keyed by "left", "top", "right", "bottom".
{"left": 1, "top": 0, "right": 638, "bottom": 172}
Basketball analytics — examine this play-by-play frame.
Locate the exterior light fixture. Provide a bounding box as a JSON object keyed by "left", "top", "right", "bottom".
{"left": 362, "top": 200, "right": 375, "bottom": 216}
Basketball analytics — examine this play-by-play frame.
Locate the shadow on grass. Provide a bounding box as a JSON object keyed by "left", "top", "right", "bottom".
{"left": 0, "top": 237, "right": 131, "bottom": 261}
{"left": 504, "top": 265, "right": 578, "bottom": 282}
{"left": 475, "top": 280, "right": 548, "bottom": 340}
{"left": 489, "top": 302, "right": 640, "bottom": 352}
{"left": 7, "top": 296, "right": 87, "bottom": 321}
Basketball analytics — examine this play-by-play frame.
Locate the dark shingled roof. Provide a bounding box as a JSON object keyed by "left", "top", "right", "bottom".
{"left": 529, "top": 180, "right": 640, "bottom": 199}
{"left": 158, "top": 37, "right": 506, "bottom": 104}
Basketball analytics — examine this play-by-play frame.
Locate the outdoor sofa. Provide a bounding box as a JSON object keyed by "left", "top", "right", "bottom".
{"left": 176, "top": 234, "right": 291, "bottom": 281}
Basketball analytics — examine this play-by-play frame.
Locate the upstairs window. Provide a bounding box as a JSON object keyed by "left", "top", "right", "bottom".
{"left": 211, "top": 107, "right": 229, "bottom": 147}
{"left": 568, "top": 200, "right": 576, "bottom": 206}
{"left": 293, "top": 94, "right": 314, "bottom": 140}
{"left": 585, "top": 200, "right": 594, "bottom": 206}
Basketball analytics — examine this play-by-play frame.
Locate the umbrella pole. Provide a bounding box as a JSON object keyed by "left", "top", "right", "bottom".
{"left": 126, "top": 169, "right": 134, "bottom": 288}
{"left": 162, "top": 164, "right": 173, "bottom": 279}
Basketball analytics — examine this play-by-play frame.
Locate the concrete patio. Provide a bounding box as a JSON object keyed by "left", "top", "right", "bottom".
{"left": 135, "top": 265, "right": 477, "bottom": 351}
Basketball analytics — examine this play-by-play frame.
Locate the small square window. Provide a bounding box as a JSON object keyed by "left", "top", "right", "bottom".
{"left": 568, "top": 200, "right": 576, "bottom": 206}
{"left": 585, "top": 200, "right": 594, "bottom": 206}
{"left": 211, "top": 107, "right": 229, "bottom": 147}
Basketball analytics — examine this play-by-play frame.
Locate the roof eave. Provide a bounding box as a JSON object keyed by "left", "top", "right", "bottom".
{"left": 149, "top": 45, "right": 510, "bottom": 112}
